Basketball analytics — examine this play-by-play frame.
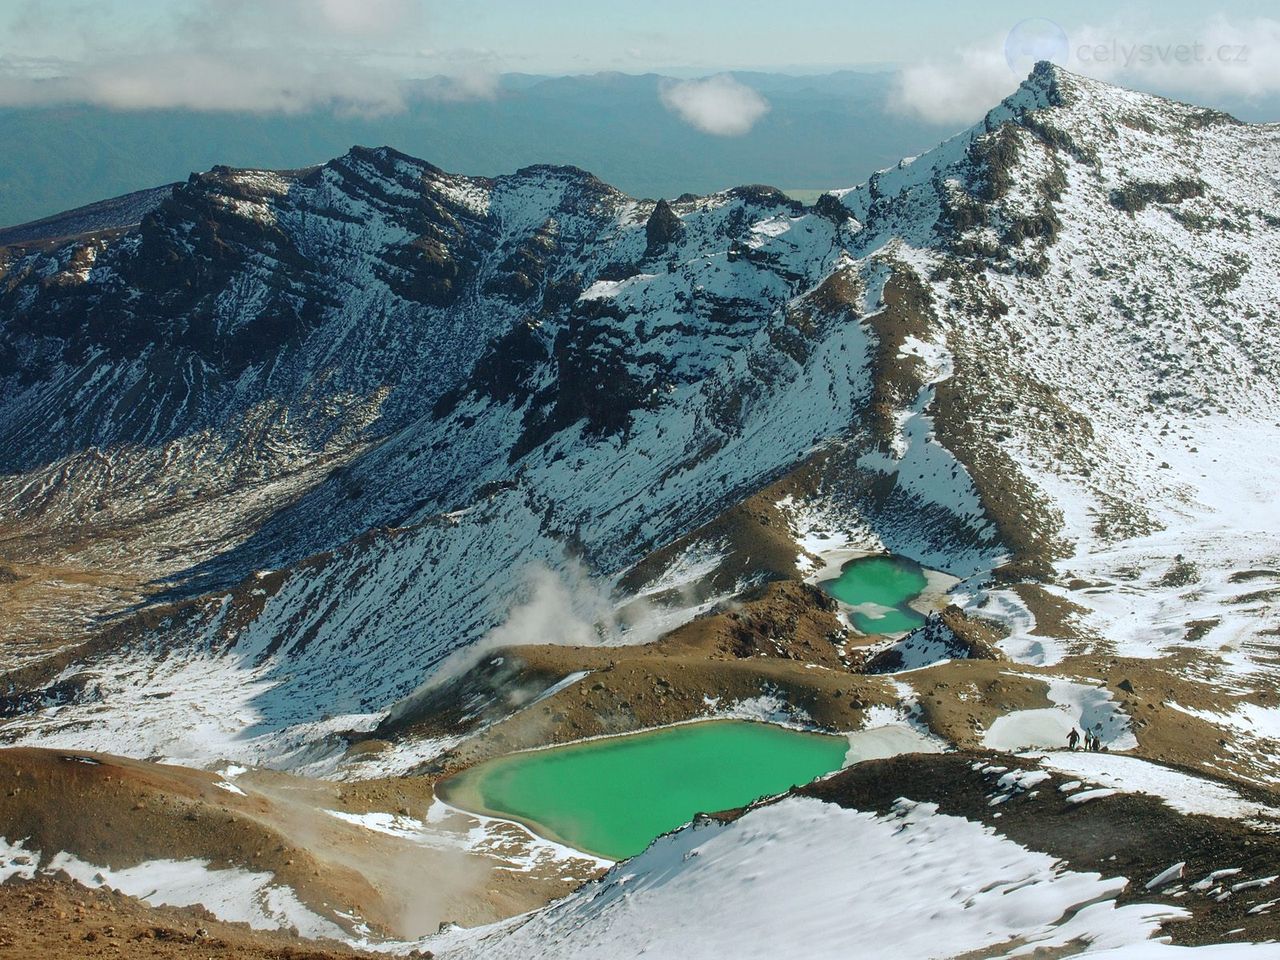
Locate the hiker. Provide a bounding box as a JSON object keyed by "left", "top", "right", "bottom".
{"left": 1088, "top": 732, "right": 1101, "bottom": 751}
{"left": 1067, "top": 728, "right": 1081, "bottom": 750}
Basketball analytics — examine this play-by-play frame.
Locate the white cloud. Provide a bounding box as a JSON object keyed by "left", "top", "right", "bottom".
{"left": 888, "top": 43, "right": 1019, "bottom": 126}
{"left": 0, "top": 0, "right": 497, "bottom": 114}
{"left": 659, "top": 74, "right": 770, "bottom": 136}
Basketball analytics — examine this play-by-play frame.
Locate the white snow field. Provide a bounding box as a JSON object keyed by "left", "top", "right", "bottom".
{"left": 439, "top": 797, "right": 1271, "bottom": 959}
{"left": 1033, "top": 751, "right": 1280, "bottom": 822}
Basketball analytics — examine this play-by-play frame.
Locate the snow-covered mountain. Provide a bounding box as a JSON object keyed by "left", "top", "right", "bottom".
{"left": 6, "top": 61, "right": 1277, "bottom": 767}
{"left": 3, "top": 63, "right": 1280, "bottom": 954}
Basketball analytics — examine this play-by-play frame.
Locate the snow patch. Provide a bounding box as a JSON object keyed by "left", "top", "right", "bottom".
{"left": 1034, "top": 751, "right": 1280, "bottom": 822}
{"left": 983, "top": 677, "right": 1136, "bottom": 752}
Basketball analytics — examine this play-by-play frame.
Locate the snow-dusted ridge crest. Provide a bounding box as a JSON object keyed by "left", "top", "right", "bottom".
{"left": 3, "top": 62, "right": 1280, "bottom": 790}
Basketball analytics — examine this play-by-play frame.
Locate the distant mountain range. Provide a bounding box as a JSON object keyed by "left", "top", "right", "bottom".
{"left": 0, "top": 70, "right": 961, "bottom": 228}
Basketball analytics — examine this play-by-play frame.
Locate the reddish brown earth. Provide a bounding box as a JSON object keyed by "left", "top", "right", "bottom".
{"left": 0, "top": 874, "right": 376, "bottom": 960}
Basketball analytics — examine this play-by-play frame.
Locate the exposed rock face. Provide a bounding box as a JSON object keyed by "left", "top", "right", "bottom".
{"left": 1109, "top": 177, "right": 1206, "bottom": 213}
{"left": 812, "top": 191, "right": 849, "bottom": 223}
{"left": 7, "top": 63, "right": 1280, "bottom": 960}
{"left": 643, "top": 198, "right": 684, "bottom": 258}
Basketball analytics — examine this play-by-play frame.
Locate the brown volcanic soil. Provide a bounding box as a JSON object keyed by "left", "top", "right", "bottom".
{"left": 0, "top": 874, "right": 375, "bottom": 960}
{"left": 617, "top": 490, "right": 813, "bottom": 605}
{"left": 388, "top": 643, "right": 899, "bottom": 774}
{"left": 0, "top": 558, "right": 145, "bottom": 665}
{"left": 899, "top": 650, "right": 1280, "bottom": 786}
{"left": 797, "top": 750, "right": 1280, "bottom": 948}
{"left": 0, "top": 748, "right": 595, "bottom": 940}
{"left": 4, "top": 256, "right": 1278, "bottom": 953}
{"left": 0, "top": 748, "right": 384, "bottom": 933}
{"left": 0, "top": 436, "right": 368, "bottom": 665}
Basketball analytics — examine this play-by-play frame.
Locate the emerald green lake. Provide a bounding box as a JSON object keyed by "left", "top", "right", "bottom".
{"left": 437, "top": 720, "right": 848, "bottom": 860}
{"left": 821, "top": 555, "right": 929, "bottom": 634}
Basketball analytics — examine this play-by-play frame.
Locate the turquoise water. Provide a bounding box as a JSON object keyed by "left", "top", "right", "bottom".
{"left": 436, "top": 720, "right": 848, "bottom": 860}
{"left": 822, "top": 555, "right": 929, "bottom": 634}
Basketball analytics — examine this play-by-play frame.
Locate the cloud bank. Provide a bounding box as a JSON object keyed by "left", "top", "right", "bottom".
{"left": 889, "top": 16, "right": 1280, "bottom": 127}
{"left": 659, "top": 74, "right": 770, "bottom": 136}
{"left": 0, "top": 0, "right": 496, "bottom": 114}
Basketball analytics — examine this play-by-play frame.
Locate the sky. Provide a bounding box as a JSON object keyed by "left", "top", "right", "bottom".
{"left": 3, "top": 1, "right": 1280, "bottom": 129}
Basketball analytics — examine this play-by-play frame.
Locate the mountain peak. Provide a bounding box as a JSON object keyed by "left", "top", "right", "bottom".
{"left": 1023, "top": 59, "right": 1068, "bottom": 103}
{"left": 330, "top": 143, "right": 446, "bottom": 179}
{"left": 984, "top": 61, "right": 1075, "bottom": 128}
{"left": 993, "top": 60, "right": 1240, "bottom": 133}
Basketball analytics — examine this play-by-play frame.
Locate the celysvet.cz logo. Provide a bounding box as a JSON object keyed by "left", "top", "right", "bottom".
{"left": 1077, "top": 39, "right": 1248, "bottom": 68}
{"left": 1004, "top": 18, "right": 1249, "bottom": 75}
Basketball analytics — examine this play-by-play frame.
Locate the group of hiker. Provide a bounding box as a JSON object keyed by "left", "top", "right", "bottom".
{"left": 1066, "top": 726, "right": 1104, "bottom": 752}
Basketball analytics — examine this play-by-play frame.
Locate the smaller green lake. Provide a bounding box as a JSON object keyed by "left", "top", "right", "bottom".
{"left": 821, "top": 555, "right": 929, "bottom": 634}
{"left": 436, "top": 720, "right": 848, "bottom": 860}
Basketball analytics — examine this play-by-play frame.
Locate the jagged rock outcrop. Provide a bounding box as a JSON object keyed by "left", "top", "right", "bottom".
{"left": 643, "top": 198, "right": 683, "bottom": 258}
{"left": 864, "top": 607, "right": 1005, "bottom": 674}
